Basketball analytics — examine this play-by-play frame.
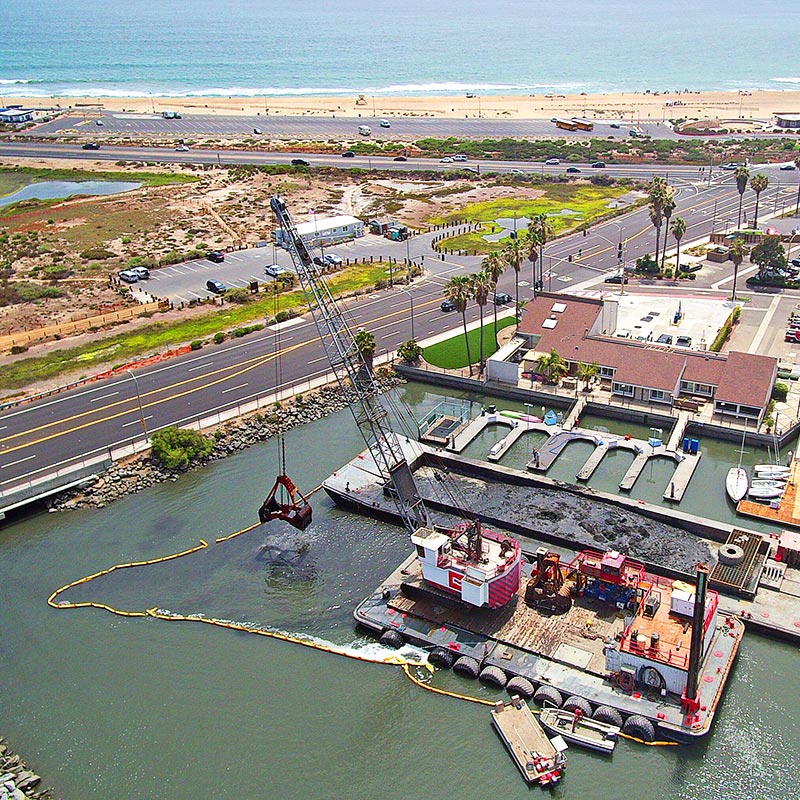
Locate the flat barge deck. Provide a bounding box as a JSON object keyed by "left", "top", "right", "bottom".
{"left": 356, "top": 554, "right": 743, "bottom": 742}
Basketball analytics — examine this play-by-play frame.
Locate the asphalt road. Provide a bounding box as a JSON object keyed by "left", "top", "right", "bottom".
{"left": 1, "top": 143, "right": 799, "bottom": 492}
{"left": 30, "top": 111, "right": 675, "bottom": 141}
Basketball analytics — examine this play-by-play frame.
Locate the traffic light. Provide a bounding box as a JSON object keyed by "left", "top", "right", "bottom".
{"left": 617, "top": 242, "right": 623, "bottom": 260}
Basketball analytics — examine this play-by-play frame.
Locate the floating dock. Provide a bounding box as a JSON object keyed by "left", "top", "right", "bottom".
{"left": 736, "top": 458, "right": 800, "bottom": 529}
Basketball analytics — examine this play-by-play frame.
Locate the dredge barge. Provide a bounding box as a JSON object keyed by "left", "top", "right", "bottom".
{"left": 356, "top": 545, "right": 742, "bottom": 743}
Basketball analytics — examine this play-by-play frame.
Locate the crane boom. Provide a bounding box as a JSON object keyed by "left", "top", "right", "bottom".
{"left": 269, "top": 196, "right": 428, "bottom": 532}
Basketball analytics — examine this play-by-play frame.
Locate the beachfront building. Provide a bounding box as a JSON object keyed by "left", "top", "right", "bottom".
{"left": 274, "top": 214, "right": 364, "bottom": 249}
{"left": 0, "top": 108, "right": 34, "bottom": 124}
{"left": 775, "top": 113, "right": 800, "bottom": 130}
{"left": 498, "top": 293, "right": 777, "bottom": 424}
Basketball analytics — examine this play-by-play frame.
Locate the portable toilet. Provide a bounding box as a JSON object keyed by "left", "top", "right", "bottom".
{"left": 683, "top": 436, "right": 691, "bottom": 452}
{"left": 690, "top": 438, "right": 700, "bottom": 454}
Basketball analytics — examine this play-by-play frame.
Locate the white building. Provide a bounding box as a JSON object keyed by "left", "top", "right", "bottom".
{"left": 0, "top": 109, "right": 34, "bottom": 124}
{"left": 275, "top": 215, "right": 364, "bottom": 248}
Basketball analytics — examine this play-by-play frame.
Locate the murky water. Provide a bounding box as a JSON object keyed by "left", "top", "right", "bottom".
{"left": 0, "top": 180, "right": 141, "bottom": 207}
{"left": 1, "top": 384, "right": 797, "bottom": 799}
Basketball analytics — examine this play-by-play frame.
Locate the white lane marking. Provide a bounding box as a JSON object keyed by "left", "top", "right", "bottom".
{"left": 308, "top": 356, "right": 327, "bottom": 365}
{"left": 122, "top": 415, "right": 154, "bottom": 428}
{"left": 188, "top": 362, "right": 214, "bottom": 372}
{"left": 221, "top": 382, "right": 249, "bottom": 394}
{"left": 1, "top": 454, "right": 37, "bottom": 468}
{"left": 89, "top": 391, "right": 119, "bottom": 403}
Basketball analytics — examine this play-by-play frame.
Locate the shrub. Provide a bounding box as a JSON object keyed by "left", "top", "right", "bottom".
{"left": 213, "top": 331, "right": 226, "bottom": 344}
{"left": 127, "top": 255, "right": 156, "bottom": 269}
{"left": 225, "top": 287, "right": 251, "bottom": 304}
{"left": 80, "top": 246, "right": 116, "bottom": 261}
{"left": 190, "top": 340, "right": 203, "bottom": 351}
{"left": 150, "top": 426, "right": 214, "bottom": 470}
{"left": 772, "top": 382, "right": 789, "bottom": 402}
{"left": 10, "top": 344, "right": 28, "bottom": 355}
{"left": 397, "top": 339, "right": 423, "bottom": 364}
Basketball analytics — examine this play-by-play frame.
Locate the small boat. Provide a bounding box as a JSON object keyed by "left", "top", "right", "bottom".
{"left": 750, "top": 478, "right": 786, "bottom": 488}
{"left": 726, "top": 467, "right": 748, "bottom": 503}
{"left": 748, "top": 484, "right": 784, "bottom": 500}
{"left": 753, "top": 465, "right": 791, "bottom": 478}
{"left": 539, "top": 706, "right": 620, "bottom": 754}
{"left": 491, "top": 697, "right": 567, "bottom": 786}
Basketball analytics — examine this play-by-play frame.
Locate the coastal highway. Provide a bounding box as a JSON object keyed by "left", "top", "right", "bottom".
{"left": 0, "top": 147, "right": 797, "bottom": 493}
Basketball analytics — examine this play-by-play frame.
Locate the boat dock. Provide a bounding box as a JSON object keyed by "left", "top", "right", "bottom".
{"left": 737, "top": 458, "right": 800, "bottom": 529}
{"left": 491, "top": 697, "right": 566, "bottom": 785}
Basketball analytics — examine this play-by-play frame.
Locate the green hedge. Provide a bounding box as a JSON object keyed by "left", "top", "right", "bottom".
{"left": 710, "top": 306, "right": 741, "bottom": 352}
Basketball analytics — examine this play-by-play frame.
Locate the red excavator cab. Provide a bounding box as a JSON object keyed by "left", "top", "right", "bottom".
{"left": 258, "top": 474, "right": 313, "bottom": 531}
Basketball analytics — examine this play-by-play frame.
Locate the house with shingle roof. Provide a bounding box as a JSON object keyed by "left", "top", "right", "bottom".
{"left": 506, "top": 292, "right": 776, "bottom": 423}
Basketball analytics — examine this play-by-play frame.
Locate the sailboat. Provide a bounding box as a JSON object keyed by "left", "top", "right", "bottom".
{"left": 726, "top": 425, "right": 748, "bottom": 503}
{"left": 748, "top": 482, "right": 784, "bottom": 500}
{"left": 753, "top": 464, "right": 790, "bottom": 479}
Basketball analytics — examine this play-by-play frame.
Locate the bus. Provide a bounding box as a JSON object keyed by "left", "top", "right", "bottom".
{"left": 554, "top": 118, "right": 578, "bottom": 131}
{"left": 571, "top": 118, "right": 594, "bottom": 131}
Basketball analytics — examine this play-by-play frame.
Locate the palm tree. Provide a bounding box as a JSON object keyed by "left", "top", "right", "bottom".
{"left": 671, "top": 216, "right": 687, "bottom": 274}
{"left": 729, "top": 237, "right": 747, "bottom": 304}
{"left": 500, "top": 234, "right": 523, "bottom": 323}
{"left": 537, "top": 349, "right": 568, "bottom": 384}
{"left": 354, "top": 327, "right": 376, "bottom": 376}
{"left": 522, "top": 227, "right": 541, "bottom": 300}
{"left": 470, "top": 270, "right": 491, "bottom": 373}
{"left": 529, "top": 213, "right": 554, "bottom": 292}
{"left": 577, "top": 361, "right": 599, "bottom": 391}
{"left": 660, "top": 187, "right": 676, "bottom": 271}
{"left": 648, "top": 177, "right": 667, "bottom": 266}
{"left": 735, "top": 166, "right": 750, "bottom": 229}
{"left": 750, "top": 173, "right": 769, "bottom": 230}
{"left": 795, "top": 155, "right": 800, "bottom": 215}
{"left": 482, "top": 252, "right": 505, "bottom": 340}
{"left": 444, "top": 275, "right": 473, "bottom": 375}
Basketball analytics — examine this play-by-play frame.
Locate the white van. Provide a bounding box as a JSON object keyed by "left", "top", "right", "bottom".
{"left": 379, "top": 118, "right": 391, "bottom": 128}
{"left": 453, "top": 153, "right": 468, "bottom": 162}
{"left": 358, "top": 125, "right": 371, "bottom": 136}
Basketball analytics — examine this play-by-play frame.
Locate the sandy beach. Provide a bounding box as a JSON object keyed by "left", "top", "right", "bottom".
{"left": 5, "top": 89, "right": 800, "bottom": 122}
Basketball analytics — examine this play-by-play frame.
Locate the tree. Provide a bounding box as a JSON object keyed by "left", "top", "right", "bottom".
{"left": 354, "top": 328, "right": 376, "bottom": 373}
{"left": 671, "top": 216, "right": 687, "bottom": 274}
{"left": 647, "top": 177, "right": 667, "bottom": 266}
{"left": 482, "top": 252, "right": 505, "bottom": 340}
{"left": 750, "top": 235, "right": 787, "bottom": 279}
{"left": 729, "top": 237, "right": 747, "bottom": 303}
{"left": 444, "top": 275, "right": 473, "bottom": 375}
{"left": 577, "top": 361, "right": 599, "bottom": 390}
{"left": 528, "top": 213, "right": 554, "bottom": 293}
{"left": 536, "top": 349, "right": 568, "bottom": 384}
{"left": 500, "top": 234, "right": 523, "bottom": 323}
{"left": 750, "top": 173, "right": 769, "bottom": 230}
{"left": 660, "top": 187, "right": 676, "bottom": 271}
{"left": 735, "top": 165, "right": 750, "bottom": 228}
{"left": 151, "top": 426, "right": 214, "bottom": 470}
{"left": 397, "top": 339, "right": 423, "bottom": 364}
{"left": 470, "top": 270, "right": 491, "bottom": 372}
{"left": 522, "top": 227, "right": 541, "bottom": 300}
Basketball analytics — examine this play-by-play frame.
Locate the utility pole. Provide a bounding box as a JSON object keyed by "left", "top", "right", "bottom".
{"left": 127, "top": 369, "right": 148, "bottom": 439}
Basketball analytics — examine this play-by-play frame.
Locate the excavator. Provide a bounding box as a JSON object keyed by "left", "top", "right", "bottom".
{"left": 267, "top": 195, "right": 522, "bottom": 610}
{"left": 524, "top": 548, "right": 573, "bottom": 614}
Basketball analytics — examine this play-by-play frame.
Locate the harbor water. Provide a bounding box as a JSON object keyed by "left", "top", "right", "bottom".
{"left": 1, "top": 383, "right": 798, "bottom": 799}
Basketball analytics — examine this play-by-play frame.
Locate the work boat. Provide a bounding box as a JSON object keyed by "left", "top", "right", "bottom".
{"left": 539, "top": 706, "right": 619, "bottom": 754}
{"left": 725, "top": 467, "right": 748, "bottom": 503}
{"left": 411, "top": 520, "right": 522, "bottom": 608}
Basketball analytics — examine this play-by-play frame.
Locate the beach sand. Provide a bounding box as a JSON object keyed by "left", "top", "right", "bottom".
{"left": 5, "top": 89, "right": 800, "bottom": 122}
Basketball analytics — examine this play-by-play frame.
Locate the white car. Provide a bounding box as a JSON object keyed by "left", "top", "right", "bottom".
{"left": 379, "top": 119, "right": 391, "bottom": 128}
{"left": 440, "top": 156, "right": 453, "bottom": 163}
{"left": 118, "top": 270, "right": 139, "bottom": 283}
{"left": 265, "top": 264, "right": 287, "bottom": 277}
{"left": 510, "top": 168, "right": 525, "bottom": 175}
{"left": 175, "top": 145, "right": 189, "bottom": 152}
{"left": 545, "top": 158, "right": 560, "bottom": 165}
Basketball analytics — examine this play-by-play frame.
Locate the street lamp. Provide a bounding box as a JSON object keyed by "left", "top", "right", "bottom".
{"left": 127, "top": 369, "right": 148, "bottom": 439}
{"left": 398, "top": 286, "right": 415, "bottom": 341}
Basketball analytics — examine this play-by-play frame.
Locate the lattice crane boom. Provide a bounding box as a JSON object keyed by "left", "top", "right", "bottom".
{"left": 270, "top": 196, "right": 428, "bottom": 532}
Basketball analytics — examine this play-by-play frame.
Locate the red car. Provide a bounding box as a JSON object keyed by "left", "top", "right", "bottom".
{"left": 785, "top": 330, "right": 800, "bottom": 343}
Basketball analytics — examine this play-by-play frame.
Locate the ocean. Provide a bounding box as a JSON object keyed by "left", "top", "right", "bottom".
{"left": 1, "top": 0, "right": 799, "bottom": 99}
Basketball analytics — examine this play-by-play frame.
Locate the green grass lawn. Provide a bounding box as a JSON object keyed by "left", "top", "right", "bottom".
{"left": 424, "top": 316, "right": 517, "bottom": 369}
{"left": 0, "top": 262, "right": 398, "bottom": 391}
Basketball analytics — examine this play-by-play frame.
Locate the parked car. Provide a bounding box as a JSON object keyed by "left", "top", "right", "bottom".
{"left": 82, "top": 142, "right": 100, "bottom": 150}
{"left": 207, "top": 251, "right": 225, "bottom": 263}
{"left": 566, "top": 166, "right": 581, "bottom": 173}
{"left": 264, "top": 264, "right": 286, "bottom": 277}
{"left": 206, "top": 279, "right": 227, "bottom": 294}
{"left": 325, "top": 253, "right": 343, "bottom": 265}
{"left": 118, "top": 270, "right": 139, "bottom": 283}
{"left": 440, "top": 300, "right": 456, "bottom": 312}
{"left": 313, "top": 256, "right": 326, "bottom": 266}
{"left": 130, "top": 266, "right": 150, "bottom": 280}
{"left": 791, "top": 258, "right": 800, "bottom": 268}
{"left": 341, "top": 150, "right": 355, "bottom": 158}
{"left": 393, "top": 155, "right": 407, "bottom": 161}
{"left": 786, "top": 330, "right": 800, "bottom": 343}
{"left": 545, "top": 158, "right": 560, "bottom": 165}
{"left": 591, "top": 161, "right": 606, "bottom": 168}
{"left": 604, "top": 274, "right": 628, "bottom": 284}
{"left": 291, "top": 158, "right": 310, "bottom": 166}
{"left": 379, "top": 119, "right": 391, "bottom": 128}
{"left": 675, "top": 335, "right": 692, "bottom": 348}
{"left": 656, "top": 334, "right": 673, "bottom": 345}
{"left": 95, "top": 119, "right": 104, "bottom": 126}
{"left": 780, "top": 163, "right": 797, "bottom": 171}
{"left": 493, "top": 292, "right": 513, "bottom": 305}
